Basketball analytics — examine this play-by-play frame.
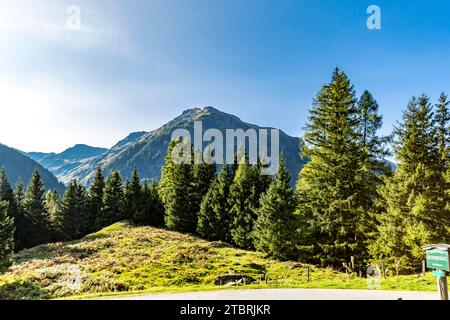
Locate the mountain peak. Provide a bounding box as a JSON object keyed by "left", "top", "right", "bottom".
{"left": 111, "top": 131, "right": 148, "bottom": 149}
{"left": 202, "top": 106, "right": 220, "bottom": 113}
{"left": 59, "top": 144, "right": 108, "bottom": 160}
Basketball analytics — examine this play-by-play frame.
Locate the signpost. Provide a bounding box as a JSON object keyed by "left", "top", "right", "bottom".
{"left": 423, "top": 244, "right": 450, "bottom": 300}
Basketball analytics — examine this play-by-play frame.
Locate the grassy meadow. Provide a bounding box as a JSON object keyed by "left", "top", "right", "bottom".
{"left": 0, "top": 221, "right": 437, "bottom": 300}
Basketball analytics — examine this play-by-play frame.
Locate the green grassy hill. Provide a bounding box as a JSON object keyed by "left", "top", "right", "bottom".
{"left": 0, "top": 221, "right": 437, "bottom": 300}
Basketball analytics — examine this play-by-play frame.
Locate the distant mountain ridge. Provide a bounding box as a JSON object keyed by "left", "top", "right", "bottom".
{"left": 27, "top": 144, "right": 107, "bottom": 180}
{"left": 57, "top": 106, "right": 307, "bottom": 185}
{"left": 0, "top": 144, "right": 65, "bottom": 193}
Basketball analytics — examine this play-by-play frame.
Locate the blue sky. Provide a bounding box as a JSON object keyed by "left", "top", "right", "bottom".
{"left": 1, "top": 0, "right": 450, "bottom": 152}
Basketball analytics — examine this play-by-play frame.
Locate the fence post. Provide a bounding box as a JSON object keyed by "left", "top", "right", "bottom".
{"left": 306, "top": 267, "right": 310, "bottom": 283}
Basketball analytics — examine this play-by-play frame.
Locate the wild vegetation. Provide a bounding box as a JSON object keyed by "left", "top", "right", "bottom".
{"left": 0, "top": 222, "right": 437, "bottom": 300}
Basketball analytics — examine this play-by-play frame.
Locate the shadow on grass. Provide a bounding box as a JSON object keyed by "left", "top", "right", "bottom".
{"left": 0, "top": 281, "right": 50, "bottom": 300}
{"left": 14, "top": 234, "right": 110, "bottom": 265}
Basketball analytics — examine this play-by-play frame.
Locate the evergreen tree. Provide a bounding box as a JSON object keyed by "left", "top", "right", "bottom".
{"left": 252, "top": 159, "right": 273, "bottom": 199}
{"left": 135, "top": 181, "right": 165, "bottom": 226}
{"left": 435, "top": 92, "right": 450, "bottom": 168}
{"left": 228, "top": 154, "right": 267, "bottom": 249}
{"left": 13, "top": 180, "right": 27, "bottom": 251}
{"left": 88, "top": 167, "right": 105, "bottom": 232}
{"left": 0, "top": 169, "right": 17, "bottom": 219}
{"left": 44, "top": 190, "right": 60, "bottom": 241}
{"left": 371, "top": 95, "right": 450, "bottom": 272}
{"left": 355, "top": 91, "right": 391, "bottom": 262}
{"left": 159, "top": 140, "right": 179, "bottom": 206}
{"left": 197, "top": 165, "right": 233, "bottom": 242}
{"left": 23, "top": 170, "right": 51, "bottom": 248}
{"left": 296, "top": 68, "right": 367, "bottom": 267}
{"left": 124, "top": 168, "right": 144, "bottom": 221}
{"left": 164, "top": 160, "right": 196, "bottom": 233}
{"left": 123, "top": 180, "right": 132, "bottom": 218}
{"left": 54, "top": 180, "right": 87, "bottom": 240}
{"left": 253, "top": 156, "right": 297, "bottom": 259}
{"left": 160, "top": 139, "right": 198, "bottom": 233}
{"left": 192, "top": 154, "right": 216, "bottom": 217}
{"left": 99, "top": 171, "right": 124, "bottom": 228}
{"left": 0, "top": 201, "right": 14, "bottom": 272}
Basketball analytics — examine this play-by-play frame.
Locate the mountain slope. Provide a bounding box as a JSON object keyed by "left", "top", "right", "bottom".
{"left": 0, "top": 144, "right": 65, "bottom": 193}
{"left": 27, "top": 144, "right": 107, "bottom": 181}
{"left": 60, "top": 107, "right": 306, "bottom": 185}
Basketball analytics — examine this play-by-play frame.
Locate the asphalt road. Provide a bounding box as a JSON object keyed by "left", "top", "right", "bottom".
{"left": 107, "top": 288, "right": 439, "bottom": 300}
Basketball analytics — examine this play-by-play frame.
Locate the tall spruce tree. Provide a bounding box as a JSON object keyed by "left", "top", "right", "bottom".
{"left": 54, "top": 180, "right": 87, "bottom": 240}
{"left": 159, "top": 140, "right": 179, "bottom": 206}
{"left": 160, "top": 139, "right": 198, "bottom": 233}
{"left": 228, "top": 154, "right": 266, "bottom": 249}
{"left": 435, "top": 93, "right": 450, "bottom": 168}
{"left": 0, "top": 169, "right": 17, "bottom": 219}
{"left": 23, "top": 170, "right": 51, "bottom": 248}
{"left": 253, "top": 156, "right": 297, "bottom": 259}
{"left": 88, "top": 167, "right": 105, "bottom": 232}
{"left": 135, "top": 181, "right": 165, "bottom": 226}
{"left": 124, "top": 168, "right": 144, "bottom": 221}
{"left": 44, "top": 190, "right": 60, "bottom": 241}
{"left": 355, "top": 91, "right": 391, "bottom": 261}
{"left": 99, "top": 171, "right": 124, "bottom": 228}
{"left": 197, "top": 165, "right": 233, "bottom": 242}
{"left": 370, "top": 95, "right": 450, "bottom": 272}
{"left": 192, "top": 153, "right": 216, "bottom": 217}
{"left": 13, "top": 180, "right": 27, "bottom": 251}
{"left": 0, "top": 201, "right": 14, "bottom": 272}
{"left": 296, "top": 68, "right": 367, "bottom": 267}
{"left": 164, "top": 160, "right": 196, "bottom": 233}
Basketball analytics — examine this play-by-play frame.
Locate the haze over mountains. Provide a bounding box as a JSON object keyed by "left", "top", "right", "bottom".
{"left": 27, "top": 144, "right": 108, "bottom": 181}
{"left": 27, "top": 107, "right": 307, "bottom": 186}
{"left": 0, "top": 144, "right": 65, "bottom": 193}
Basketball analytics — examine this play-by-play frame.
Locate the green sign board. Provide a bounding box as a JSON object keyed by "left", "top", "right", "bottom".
{"left": 426, "top": 249, "right": 450, "bottom": 271}
{"left": 432, "top": 270, "right": 447, "bottom": 277}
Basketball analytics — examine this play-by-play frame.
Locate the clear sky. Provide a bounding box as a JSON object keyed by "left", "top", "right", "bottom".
{"left": 1, "top": 0, "right": 450, "bottom": 152}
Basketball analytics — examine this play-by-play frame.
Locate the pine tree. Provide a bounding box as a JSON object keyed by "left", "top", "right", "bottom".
{"left": 123, "top": 180, "right": 132, "bottom": 218}
{"left": 354, "top": 91, "right": 391, "bottom": 262}
{"left": 159, "top": 140, "right": 179, "bottom": 206}
{"left": 192, "top": 154, "right": 216, "bottom": 217}
{"left": 13, "top": 180, "right": 27, "bottom": 251}
{"left": 164, "top": 160, "right": 196, "bottom": 233}
{"left": 88, "top": 167, "right": 105, "bottom": 232}
{"left": 23, "top": 170, "right": 51, "bottom": 248}
{"left": 99, "top": 171, "right": 124, "bottom": 228}
{"left": 54, "top": 180, "right": 87, "bottom": 240}
{"left": 0, "top": 169, "right": 17, "bottom": 219}
{"left": 0, "top": 201, "right": 14, "bottom": 272}
{"left": 135, "top": 181, "right": 165, "bottom": 226}
{"left": 435, "top": 92, "right": 450, "bottom": 168}
{"left": 228, "top": 154, "right": 266, "bottom": 249}
{"left": 124, "top": 168, "right": 144, "bottom": 221}
{"left": 160, "top": 139, "right": 198, "bottom": 233}
{"left": 44, "top": 190, "right": 60, "bottom": 241}
{"left": 253, "top": 156, "right": 297, "bottom": 259}
{"left": 371, "top": 95, "right": 450, "bottom": 272}
{"left": 296, "top": 68, "right": 367, "bottom": 267}
{"left": 252, "top": 159, "right": 273, "bottom": 200}
{"left": 197, "top": 165, "right": 233, "bottom": 242}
